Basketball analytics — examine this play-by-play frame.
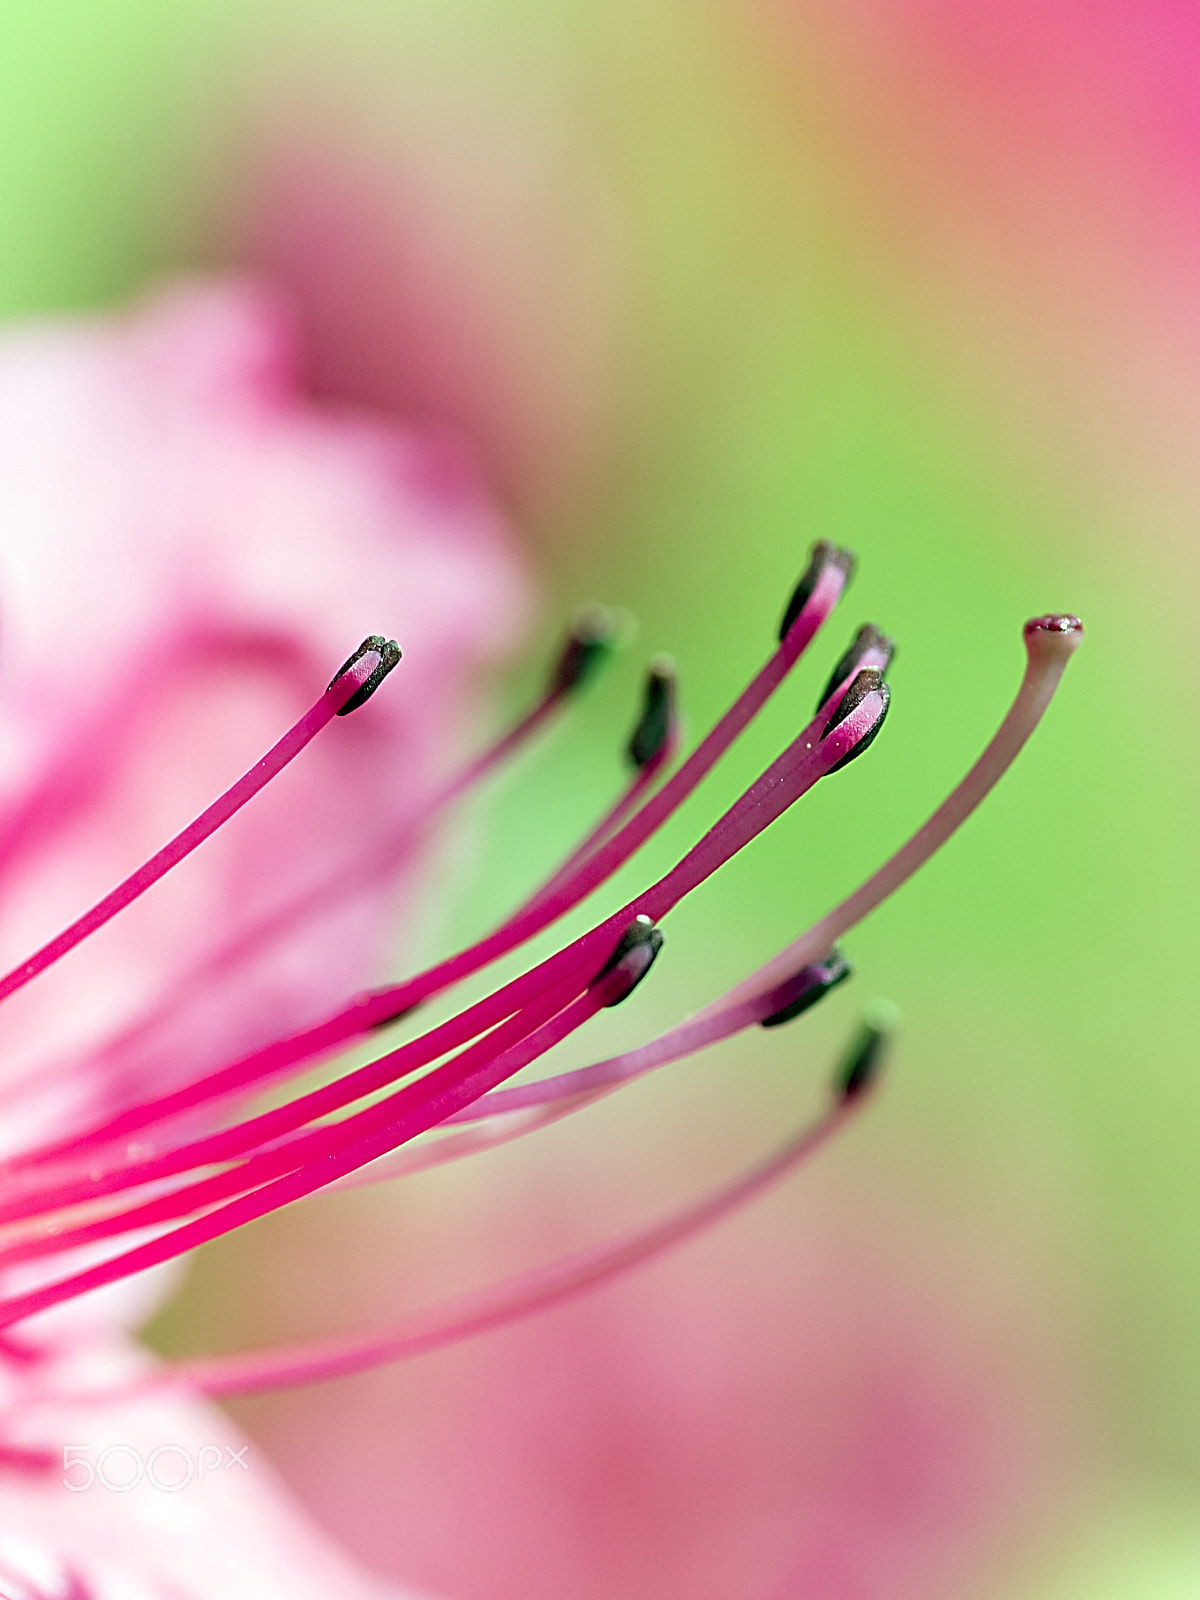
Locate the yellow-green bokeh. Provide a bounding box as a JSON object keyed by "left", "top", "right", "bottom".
{"left": 3, "top": 3, "right": 1196, "bottom": 1593}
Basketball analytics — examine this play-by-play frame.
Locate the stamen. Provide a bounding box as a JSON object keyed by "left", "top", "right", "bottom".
{"left": 0, "top": 647, "right": 892, "bottom": 1260}
{"left": 0, "top": 947, "right": 650, "bottom": 1314}
{"left": 713, "top": 614, "right": 1083, "bottom": 1009}
{"left": 310, "top": 955, "right": 853, "bottom": 1171}
{"left": 0, "top": 668, "right": 872, "bottom": 1237}
{"left": 11, "top": 604, "right": 620, "bottom": 1171}
{"left": 337, "top": 951, "right": 860, "bottom": 1193}
{"left": 778, "top": 541, "right": 855, "bottom": 643}
{"left": 348, "top": 540, "right": 850, "bottom": 1008}
{"left": 820, "top": 667, "right": 891, "bottom": 772}
{"left": 328, "top": 634, "right": 402, "bottom": 714}
{"left": 2, "top": 626, "right": 604, "bottom": 1170}
{"left": 436, "top": 952, "right": 853, "bottom": 1125}
{"left": 68, "top": 1018, "right": 881, "bottom": 1402}
{"left": 816, "top": 623, "right": 895, "bottom": 711}
{"left": 438, "top": 614, "right": 1076, "bottom": 1137}
{"left": 524, "top": 660, "right": 680, "bottom": 906}
{"left": 663, "top": 672, "right": 888, "bottom": 897}
{"left": 6, "top": 546, "right": 847, "bottom": 1176}
{"left": 627, "top": 657, "right": 679, "bottom": 771}
{"left": 759, "top": 948, "right": 854, "bottom": 1028}
{"left": 0, "top": 712, "right": 876, "bottom": 1249}
{"left": 0, "top": 660, "right": 885, "bottom": 1267}
{"left": 546, "top": 604, "right": 622, "bottom": 696}
{"left": 331, "top": 1100, "right": 587, "bottom": 1188}
{"left": 590, "top": 915, "right": 664, "bottom": 1007}
{"left": 837, "top": 999, "right": 898, "bottom": 1101}
{"left": 0, "top": 591, "right": 1076, "bottom": 1341}
{"left": 0, "top": 969, "right": 600, "bottom": 1275}
{"left": 0, "top": 637, "right": 401, "bottom": 1010}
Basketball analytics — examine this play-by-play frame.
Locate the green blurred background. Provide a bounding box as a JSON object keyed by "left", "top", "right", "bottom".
{"left": 6, "top": 2, "right": 1198, "bottom": 1595}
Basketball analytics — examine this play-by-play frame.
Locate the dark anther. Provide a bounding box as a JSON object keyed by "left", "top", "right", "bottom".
{"left": 778, "top": 541, "right": 856, "bottom": 642}
{"left": 548, "top": 604, "right": 619, "bottom": 696}
{"left": 820, "top": 668, "right": 891, "bottom": 774}
{"left": 627, "top": 658, "right": 677, "bottom": 770}
{"left": 592, "top": 914, "right": 664, "bottom": 1007}
{"left": 369, "top": 1002, "right": 419, "bottom": 1032}
{"left": 760, "top": 948, "right": 853, "bottom": 1029}
{"left": 816, "top": 623, "right": 895, "bottom": 712}
{"left": 836, "top": 1001, "right": 897, "bottom": 1101}
{"left": 329, "top": 636, "right": 403, "bottom": 715}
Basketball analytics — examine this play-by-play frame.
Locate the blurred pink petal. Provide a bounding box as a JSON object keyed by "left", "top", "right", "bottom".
{"left": 0, "top": 279, "right": 527, "bottom": 1596}
{"left": 1, "top": 1343, "right": 431, "bottom": 1600}
{"left": 755, "top": 0, "right": 1200, "bottom": 553}
{"left": 248, "top": 1157, "right": 1075, "bottom": 1600}
{"left": 0, "top": 278, "right": 529, "bottom": 1146}
{"left": 234, "top": 108, "right": 630, "bottom": 530}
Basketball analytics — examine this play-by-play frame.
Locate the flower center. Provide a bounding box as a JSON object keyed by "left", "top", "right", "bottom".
{"left": 0, "top": 547, "right": 1080, "bottom": 1404}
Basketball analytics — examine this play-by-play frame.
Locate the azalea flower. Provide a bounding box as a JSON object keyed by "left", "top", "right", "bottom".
{"left": 0, "top": 282, "right": 1081, "bottom": 1597}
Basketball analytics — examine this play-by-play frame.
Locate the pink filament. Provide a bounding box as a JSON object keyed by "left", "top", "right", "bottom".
{"left": 449, "top": 991, "right": 774, "bottom": 1125}
{"left": 525, "top": 714, "right": 679, "bottom": 907}
{"left": 0, "top": 676, "right": 878, "bottom": 1240}
{"left": 0, "top": 972, "right": 783, "bottom": 1225}
{"left": 0, "top": 969, "right": 596, "bottom": 1266}
{"left": 0, "top": 985, "right": 765, "bottom": 1228}
{"left": 0, "top": 678, "right": 568, "bottom": 1170}
{"left": 0, "top": 648, "right": 385, "bottom": 1010}
{"left": 0, "top": 570, "right": 878, "bottom": 1325}
{"left": 0, "top": 606, "right": 1081, "bottom": 1379}
{"left": 0, "top": 967, "right": 638, "bottom": 1323}
{"left": 354, "top": 559, "right": 849, "bottom": 1015}
{"left": 333, "top": 1098, "right": 594, "bottom": 1187}
{"left": 8, "top": 566, "right": 846, "bottom": 1177}
{"left": 341, "top": 969, "right": 845, "bottom": 1185}
{"left": 134, "top": 1093, "right": 863, "bottom": 1399}
{"left": 0, "top": 679, "right": 879, "bottom": 1298}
